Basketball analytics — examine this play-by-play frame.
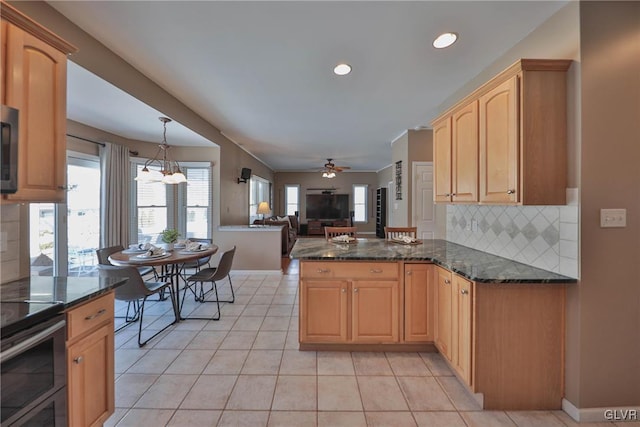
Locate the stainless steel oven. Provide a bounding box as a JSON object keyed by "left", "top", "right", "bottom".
{"left": 1, "top": 105, "right": 19, "bottom": 194}
{"left": 0, "top": 314, "right": 67, "bottom": 426}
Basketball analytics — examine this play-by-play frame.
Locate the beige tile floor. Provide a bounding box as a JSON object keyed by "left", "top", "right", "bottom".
{"left": 106, "top": 269, "right": 635, "bottom": 427}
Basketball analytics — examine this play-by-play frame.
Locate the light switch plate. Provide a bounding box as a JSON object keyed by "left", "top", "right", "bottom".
{"left": 600, "top": 209, "right": 626, "bottom": 228}
{"left": 0, "top": 232, "right": 6, "bottom": 252}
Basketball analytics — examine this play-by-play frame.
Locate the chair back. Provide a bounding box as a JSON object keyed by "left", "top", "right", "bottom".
{"left": 96, "top": 245, "right": 124, "bottom": 265}
{"left": 384, "top": 227, "right": 417, "bottom": 240}
{"left": 210, "top": 246, "right": 236, "bottom": 281}
{"left": 324, "top": 226, "right": 357, "bottom": 240}
{"left": 183, "top": 238, "right": 213, "bottom": 268}
{"left": 98, "top": 264, "right": 152, "bottom": 301}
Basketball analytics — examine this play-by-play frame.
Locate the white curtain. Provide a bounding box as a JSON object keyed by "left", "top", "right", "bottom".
{"left": 100, "top": 142, "right": 130, "bottom": 248}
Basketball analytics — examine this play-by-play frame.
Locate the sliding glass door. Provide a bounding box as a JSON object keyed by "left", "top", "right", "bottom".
{"left": 29, "top": 153, "right": 101, "bottom": 277}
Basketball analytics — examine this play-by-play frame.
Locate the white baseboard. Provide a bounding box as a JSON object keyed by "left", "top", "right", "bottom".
{"left": 563, "top": 399, "right": 639, "bottom": 423}
{"left": 230, "top": 269, "right": 283, "bottom": 275}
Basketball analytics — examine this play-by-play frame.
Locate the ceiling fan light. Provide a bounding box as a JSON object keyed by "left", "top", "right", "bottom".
{"left": 433, "top": 32, "right": 458, "bottom": 49}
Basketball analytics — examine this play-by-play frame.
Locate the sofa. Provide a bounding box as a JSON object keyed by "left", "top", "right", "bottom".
{"left": 253, "top": 214, "right": 299, "bottom": 255}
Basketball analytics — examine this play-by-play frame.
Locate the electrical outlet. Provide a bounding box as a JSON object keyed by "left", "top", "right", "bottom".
{"left": 471, "top": 219, "right": 478, "bottom": 232}
{"left": 600, "top": 209, "right": 626, "bottom": 228}
{"left": 0, "top": 232, "right": 6, "bottom": 252}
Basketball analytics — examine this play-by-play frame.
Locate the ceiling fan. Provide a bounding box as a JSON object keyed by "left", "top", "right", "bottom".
{"left": 320, "top": 158, "right": 350, "bottom": 178}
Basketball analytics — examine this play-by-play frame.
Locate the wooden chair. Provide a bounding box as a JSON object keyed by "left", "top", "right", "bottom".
{"left": 384, "top": 226, "right": 417, "bottom": 240}
{"left": 324, "top": 226, "right": 357, "bottom": 240}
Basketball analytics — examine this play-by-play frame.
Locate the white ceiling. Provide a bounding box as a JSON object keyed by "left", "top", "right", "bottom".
{"left": 52, "top": 1, "right": 568, "bottom": 172}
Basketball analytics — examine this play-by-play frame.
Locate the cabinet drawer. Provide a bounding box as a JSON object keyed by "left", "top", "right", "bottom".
{"left": 67, "top": 293, "right": 114, "bottom": 341}
{"left": 302, "top": 262, "right": 398, "bottom": 280}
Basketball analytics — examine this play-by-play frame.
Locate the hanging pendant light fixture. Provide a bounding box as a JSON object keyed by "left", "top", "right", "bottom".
{"left": 135, "top": 117, "right": 187, "bottom": 184}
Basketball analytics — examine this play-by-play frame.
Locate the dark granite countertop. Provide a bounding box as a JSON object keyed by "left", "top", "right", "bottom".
{"left": 290, "top": 238, "right": 576, "bottom": 283}
{"left": 0, "top": 275, "right": 127, "bottom": 308}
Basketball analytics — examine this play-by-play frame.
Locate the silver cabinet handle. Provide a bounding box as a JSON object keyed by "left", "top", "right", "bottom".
{"left": 0, "top": 320, "right": 65, "bottom": 363}
{"left": 461, "top": 289, "right": 469, "bottom": 295}
{"left": 316, "top": 269, "right": 330, "bottom": 274}
{"left": 354, "top": 288, "right": 359, "bottom": 293}
{"left": 406, "top": 271, "right": 412, "bottom": 276}
{"left": 507, "top": 189, "right": 516, "bottom": 194}
{"left": 85, "top": 309, "right": 107, "bottom": 321}
{"left": 74, "top": 356, "right": 84, "bottom": 364}
{"left": 444, "top": 279, "right": 451, "bottom": 284}
{"left": 370, "top": 269, "right": 383, "bottom": 274}
{"left": 341, "top": 288, "right": 346, "bottom": 293}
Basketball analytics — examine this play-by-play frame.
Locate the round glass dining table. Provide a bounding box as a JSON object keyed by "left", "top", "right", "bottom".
{"left": 108, "top": 245, "right": 219, "bottom": 320}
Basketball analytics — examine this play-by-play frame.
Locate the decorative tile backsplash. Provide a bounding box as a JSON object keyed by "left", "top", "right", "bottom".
{"left": 446, "top": 189, "right": 579, "bottom": 278}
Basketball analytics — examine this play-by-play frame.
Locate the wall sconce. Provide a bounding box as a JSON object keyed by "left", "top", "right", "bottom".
{"left": 237, "top": 167, "right": 251, "bottom": 183}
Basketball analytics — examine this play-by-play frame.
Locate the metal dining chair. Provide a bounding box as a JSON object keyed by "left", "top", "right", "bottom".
{"left": 180, "top": 246, "right": 236, "bottom": 321}
{"left": 96, "top": 245, "right": 161, "bottom": 320}
{"left": 180, "top": 238, "right": 213, "bottom": 273}
{"left": 98, "top": 265, "right": 178, "bottom": 346}
{"left": 96, "top": 245, "right": 157, "bottom": 279}
{"left": 324, "top": 226, "right": 357, "bottom": 240}
{"left": 384, "top": 226, "right": 417, "bottom": 240}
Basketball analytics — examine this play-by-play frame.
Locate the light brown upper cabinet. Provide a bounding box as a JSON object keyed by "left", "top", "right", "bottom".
{"left": 433, "top": 116, "right": 452, "bottom": 202}
{"left": 433, "top": 101, "right": 479, "bottom": 203}
{"left": 1, "top": 2, "right": 77, "bottom": 203}
{"left": 433, "top": 59, "right": 571, "bottom": 205}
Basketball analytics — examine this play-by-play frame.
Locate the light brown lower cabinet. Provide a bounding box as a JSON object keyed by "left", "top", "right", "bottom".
{"left": 435, "top": 266, "right": 566, "bottom": 410}
{"left": 66, "top": 292, "right": 115, "bottom": 427}
{"left": 299, "top": 261, "right": 399, "bottom": 344}
{"left": 434, "top": 266, "right": 453, "bottom": 359}
{"left": 403, "top": 263, "right": 434, "bottom": 342}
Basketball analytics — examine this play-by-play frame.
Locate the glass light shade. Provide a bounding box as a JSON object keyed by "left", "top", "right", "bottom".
{"left": 135, "top": 168, "right": 163, "bottom": 182}
{"left": 172, "top": 172, "right": 187, "bottom": 183}
{"left": 161, "top": 173, "right": 178, "bottom": 184}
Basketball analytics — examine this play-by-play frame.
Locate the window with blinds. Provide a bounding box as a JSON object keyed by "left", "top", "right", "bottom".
{"left": 249, "top": 175, "right": 271, "bottom": 223}
{"left": 285, "top": 185, "right": 299, "bottom": 216}
{"left": 353, "top": 184, "right": 368, "bottom": 223}
{"left": 181, "top": 167, "right": 211, "bottom": 239}
{"left": 131, "top": 162, "right": 211, "bottom": 243}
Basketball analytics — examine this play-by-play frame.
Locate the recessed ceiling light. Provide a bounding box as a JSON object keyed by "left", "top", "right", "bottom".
{"left": 333, "top": 63, "right": 352, "bottom": 76}
{"left": 433, "top": 32, "right": 458, "bottom": 49}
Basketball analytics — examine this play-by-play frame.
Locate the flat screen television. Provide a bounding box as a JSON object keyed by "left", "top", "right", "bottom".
{"left": 306, "top": 194, "right": 349, "bottom": 219}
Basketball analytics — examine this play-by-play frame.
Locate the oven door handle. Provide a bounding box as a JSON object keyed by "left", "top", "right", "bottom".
{"left": 0, "top": 320, "right": 66, "bottom": 363}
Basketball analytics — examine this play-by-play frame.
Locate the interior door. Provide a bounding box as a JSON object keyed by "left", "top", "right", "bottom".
{"left": 412, "top": 162, "right": 435, "bottom": 239}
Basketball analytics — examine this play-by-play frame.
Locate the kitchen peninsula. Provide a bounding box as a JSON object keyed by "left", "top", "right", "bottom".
{"left": 290, "top": 238, "right": 575, "bottom": 410}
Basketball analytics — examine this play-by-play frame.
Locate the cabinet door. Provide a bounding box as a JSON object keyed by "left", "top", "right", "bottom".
{"left": 433, "top": 117, "right": 452, "bottom": 202}
{"left": 453, "top": 275, "right": 473, "bottom": 386}
{"left": 5, "top": 24, "right": 67, "bottom": 203}
{"left": 451, "top": 101, "right": 479, "bottom": 202}
{"left": 352, "top": 280, "right": 399, "bottom": 343}
{"left": 68, "top": 323, "right": 114, "bottom": 427}
{"left": 479, "top": 75, "right": 519, "bottom": 204}
{"left": 435, "top": 266, "right": 452, "bottom": 360}
{"left": 404, "top": 264, "right": 433, "bottom": 342}
{"left": 300, "top": 280, "right": 348, "bottom": 342}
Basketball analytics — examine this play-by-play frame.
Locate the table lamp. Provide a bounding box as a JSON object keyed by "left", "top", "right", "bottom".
{"left": 257, "top": 201, "right": 271, "bottom": 225}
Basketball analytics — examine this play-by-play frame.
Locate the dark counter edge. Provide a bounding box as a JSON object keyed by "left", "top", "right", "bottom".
{"left": 0, "top": 276, "right": 128, "bottom": 310}
{"left": 290, "top": 246, "right": 577, "bottom": 284}
{"left": 60, "top": 278, "right": 128, "bottom": 310}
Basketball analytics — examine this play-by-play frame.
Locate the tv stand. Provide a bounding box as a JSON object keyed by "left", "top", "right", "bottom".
{"left": 307, "top": 219, "right": 350, "bottom": 235}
